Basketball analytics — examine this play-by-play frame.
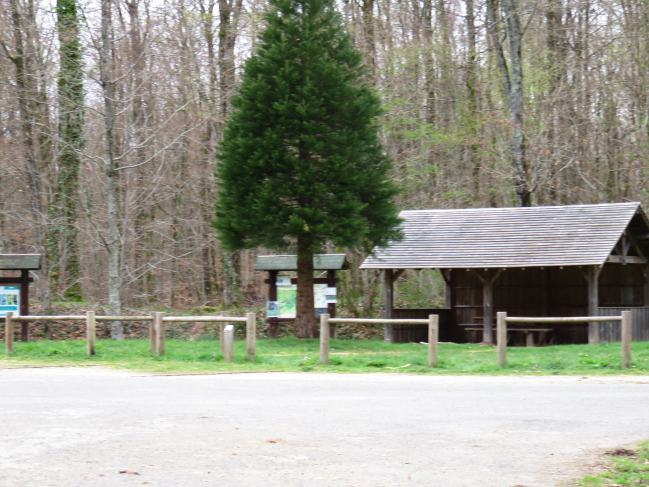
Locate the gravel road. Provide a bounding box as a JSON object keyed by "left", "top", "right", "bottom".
{"left": 1, "top": 368, "right": 648, "bottom": 487}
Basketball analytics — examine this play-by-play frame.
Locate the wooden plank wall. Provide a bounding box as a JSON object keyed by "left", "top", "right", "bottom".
{"left": 391, "top": 309, "right": 453, "bottom": 343}
{"left": 451, "top": 264, "right": 645, "bottom": 344}
{"left": 598, "top": 307, "right": 649, "bottom": 342}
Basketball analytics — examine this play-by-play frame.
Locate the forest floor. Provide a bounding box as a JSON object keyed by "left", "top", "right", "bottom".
{"left": 2, "top": 338, "right": 649, "bottom": 376}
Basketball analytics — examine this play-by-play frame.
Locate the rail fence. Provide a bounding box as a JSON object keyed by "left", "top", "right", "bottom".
{"left": 4, "top": 311, "right": 256, "bottom": 362}
{"left": 496, "top": 311, "right": 632, "bottom": 368}
{"left": 318, "top": 314, "right": 440, "bottom": 367}
{"left": 4, "top": 311, "right": 635, "bottom": 369}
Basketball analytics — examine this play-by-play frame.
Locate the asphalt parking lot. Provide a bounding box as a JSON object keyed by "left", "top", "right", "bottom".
{"left": 1, "top": 368, "right": 648, "bottom": 487}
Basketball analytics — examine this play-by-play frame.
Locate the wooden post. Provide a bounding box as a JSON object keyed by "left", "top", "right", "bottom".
{"left": 220, "top": 310, "right": 229, "bottom": 352}
{"left": 643, "top": 265, "right": 649, "bottom": 307}
{"left": 5, "top": 311, "right": 14, "bottom": 355}
{"left": 320, "top": 313, "right": 330, "bottom": 364}
{"left": 384, "top": 269, "right": 394, "bottom": 343}
{"left": 440, "top": 269, "right": 452, "bottom": 309}
{"left": 155, "top": 312, "right": 166, "bottom": 356}
{"left": 246, "top": 312, "right": 256, "bottom": 361}
{"left": 622, "top": 310, "right": 632, "bottom": 368}
{"left": 327, "top": 270, "right": 337, "bottom": 338}
{"left": 483, "top": 270, "right": 495, "bottom": 344}
{"left": 585, "top": 265, "right": 601, "bottom": 345}
{"left": 223, "top": 324, "right": 234, "bottom": 362}
{"left": 497, "top": 312, "right": 507, "bottom": 366}
{"left": 20, "top": 270, "right": 29, "bottom": 342}
{"left": 268, "top": 271, "right": 279, "bottom": 339}
{"left": 428, "top": 314, "right": 438, "bottom": 368}
{"left": 86, "top": 311, "right": 96, "bottom": 357}
{"left": 149, "top": 314, "right": 157, "bottom": 353}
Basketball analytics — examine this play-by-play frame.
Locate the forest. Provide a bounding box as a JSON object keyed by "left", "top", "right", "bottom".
{"left": 1, "top": 0, "right": 648, "bottom": 318}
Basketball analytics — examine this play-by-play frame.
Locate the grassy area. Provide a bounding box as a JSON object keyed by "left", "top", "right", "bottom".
{"left": 574, "top": 442, "right": 649, "bottom": 486}
{"left": 2, "top": 338, "right": 649, "bottom": 375}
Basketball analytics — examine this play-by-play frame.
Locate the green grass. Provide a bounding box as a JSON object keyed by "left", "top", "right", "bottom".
{"left": 575, "top": 441, "right": 649, "bottom": 486}
{"left": 2, "top": 338, "right": 649, "bottom": 375}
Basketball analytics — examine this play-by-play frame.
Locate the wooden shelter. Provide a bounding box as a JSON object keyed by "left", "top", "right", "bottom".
{"left": 255, "top": 254, "right": 349, "bottom": 337}
{"left": 361, "top": 203, "right": 649, "bottom": 345}
{"left": 0, "top": 254, "right": 40, "bottom": 341}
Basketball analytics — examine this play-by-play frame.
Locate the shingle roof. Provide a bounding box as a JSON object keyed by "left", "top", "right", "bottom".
{"left": 0, "top": 254, "right": 41, "bottom": 270}
{"left": 255, "top": 254, "right": 349, "bottom": 271}
{"left": 361, "top": 203, "right": 648, "bottom": 269}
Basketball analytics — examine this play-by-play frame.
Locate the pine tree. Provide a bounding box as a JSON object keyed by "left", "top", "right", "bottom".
{"left": 214, "top": 0, "right": 402, "bottom": 338}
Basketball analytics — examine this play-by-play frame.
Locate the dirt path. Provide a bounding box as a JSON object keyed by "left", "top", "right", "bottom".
{"left": 1, "top": 368, "right": 648, "bottom": 487}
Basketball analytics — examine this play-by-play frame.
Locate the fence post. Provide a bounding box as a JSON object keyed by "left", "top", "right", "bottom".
{"left": 223, "top": 324, "right": 234, "bottom": 362}
{"left": 428, "top": 314, "right": 439, "bottom": 368}
{"left": 5, "top": 311, "right": 14, "bottom": 355}
{"left": 246, "top": 312, "right": 256, "bottom": 361}
{"left": 149, "top": 315, "right": 157, "bottom": 353}
{"left": 155, "top": 312, "right": 166, "bottom": 356}
{"left": 86, "top": 311, "right": 96, "bottom": 357}
{"left": 497, "top": 312, "right": 507, "bottom": 366}
{"left": 320, "top": 314, "right": 330, "bottom": 364}
{"left": 220, "top": 310, "right": 229, "bottom": 352}
{"left": 622, "top": 311, "right": 632, "bottom": 368}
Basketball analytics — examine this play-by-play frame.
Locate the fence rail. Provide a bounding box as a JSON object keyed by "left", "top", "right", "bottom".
{"left": 4, "top": 311, "right": 256, "bottom": 361}
{"left": 498, "top": 311, "right": 631, "bottom": 368}
{"left": 322, "top": 315, "right": 439, "bottom": 367}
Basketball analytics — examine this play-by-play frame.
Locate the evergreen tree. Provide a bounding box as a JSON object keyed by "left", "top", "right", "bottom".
{"left": 214, "top": 0, "right": 402, "bottom": 337}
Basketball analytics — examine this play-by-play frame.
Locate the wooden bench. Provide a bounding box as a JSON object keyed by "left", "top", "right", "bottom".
{"left": 463, "top": 326, "right": 553, "bottom": 347}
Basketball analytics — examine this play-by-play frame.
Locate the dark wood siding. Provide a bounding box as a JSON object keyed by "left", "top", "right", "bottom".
{"left": 449, "top": 264, "right": 645, "bottom": 344}
{"left": 598, "top": 307, "right": 649, "bottom": 342}
{"left": 391, "top": 309, "right": 454, "bottom": 343}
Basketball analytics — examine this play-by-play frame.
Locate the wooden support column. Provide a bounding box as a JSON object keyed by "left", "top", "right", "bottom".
{"left": 268, "top": 271, "right": 279, "bottom": 339}
{"left": 327, "top": 270, "right": 336, "bottom": 338}
{"left": 440, "top": 269, "right": 452, "bottom": 309}
{"left": 20, "top": 270, "right": 29, "bottom": 342}
{"left": 643, "top": 265, "right": 649, "bottom": 307}
{"left": 473, "top": 269, "right": 502, "bottom": 344}
{"left": 483, "top": 271, "right": 495, "bottom": 344}
{"left": 384, "top": 269, "right": 394, "bottom": 343}
{"left": 584, "top": 265, "right": 602, "bottom": 345}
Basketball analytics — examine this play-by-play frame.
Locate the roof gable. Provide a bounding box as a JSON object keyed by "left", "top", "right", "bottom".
{"left": 361, "top": 203, "right": 646, "bottom": 269}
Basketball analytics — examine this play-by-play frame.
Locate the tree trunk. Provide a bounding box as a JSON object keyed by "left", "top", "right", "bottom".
{"left": 295, "top": 236, "right": 315, "bottom": 339}
{"left": 486, "top": 0, "right": 530, "bottom": 206}
{"left": 101, "top": 0, "right": 123, "bottom": 338}
{"left": 52, "top": 0, "right": 84, "bottom": 302}
{"left": 466, "top": 0, "right": 480, "bottom": 195}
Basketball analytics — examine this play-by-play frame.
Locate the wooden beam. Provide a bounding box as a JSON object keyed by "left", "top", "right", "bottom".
{"left": 268, "top": 271, "right": 278, "bottom": 339}
{"left": 473, "top": 269, "right": 503, "bottom": 344}
{"left": 606, "top": 255, "right": 648, "bottom": 264}
{"left": 384, "top": 269, "right": 394, "bottom": 343}
{"left": 327, "top": 270, "right": 336, "bottom": 338}
{"left": 625, "top": 230, "right": 645, "bottom": 257}
{"left": 644, "top": 265, "right": 649, "bottom": 307}
{"left": 393, "top": 269, "right": 406, "bottom": 281}
{"left": 584, "top": 265, "right": 602, "bottom": 345}
{"left": 440, "top": 269, "right": 452, "bottom": 309}
{"left": 20, "top": 270, "right": 29, "bottom": 342}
